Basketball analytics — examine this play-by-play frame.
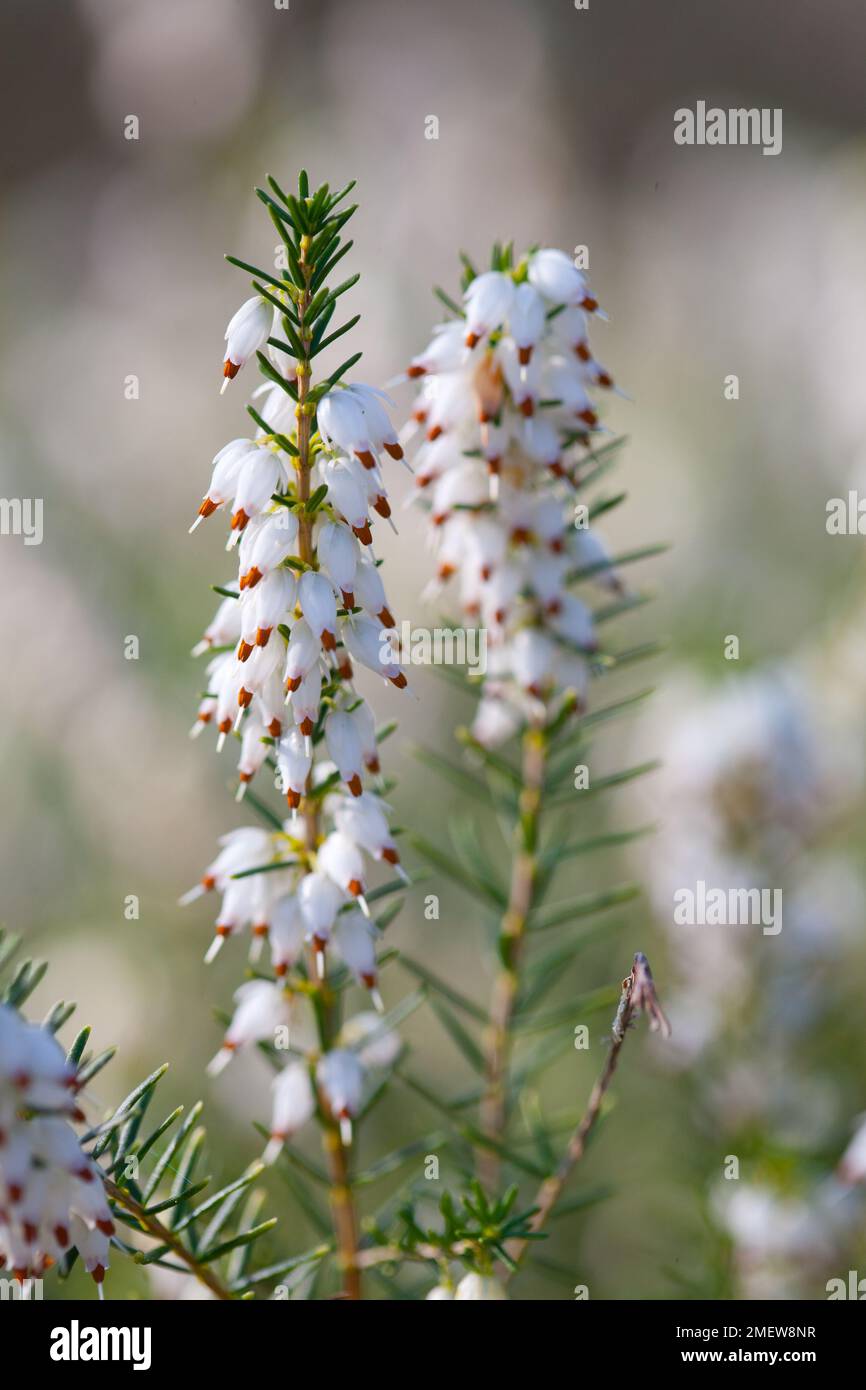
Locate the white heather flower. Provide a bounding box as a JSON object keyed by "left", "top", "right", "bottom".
{"left": 324, "top": 707, "right": 366, "bottom": 795}
{"left": 333, "top": 909, "right": 381, "bottom": 1004}
{"left": 192, "top": 593, "right": 243, "bottom": 658}
{"left": 342, "top": 614, "right": 407, "bottom": 688}
{"left": 333, "top": 792, "right": 402, "bottom": 872}
{"left": 267, "top": 894, "right": 306, "bottom": 977}
{"left": 352, "top": 559, "right": 395, "bottom": 626}
{"left": 0, "top": 1005, "right": 114, "bottom": 1284}
{"left": 291, "top": 666, "right": 323, "bottom": 738}
{"left": 239, "top": 510, "right": 299, "bottom": 589}
{"left": 317, "top": 520, "right": 359, "bottom": 604}
{"left": 298, "top": 570, "right": 338, "bottom": 651}
{"left": 403, "top": 245, "right": 621, "bottom": 740}
{"left": 319, "top": 458, "right": 373, "bottom": 543}
{"left": 192, "top": 439, "right": 257, "bottom": 528}
{"left": 223, "top": 294, "right": 272, "bottom": 385}
{"left": 298, "top": 871, "right": 346, "bottom": 973}
{"left": 277, "top": 727, "right": 313, "bottom": 810}
{"left": 207, "top": 980, "right": 292, "bottom": 1075}
{"left": 191, "top": 198, "right": 410, "bottom": 1198}
{"left": 263, "top": 1062, "right": 316, "bottom": 1164}
{"left": 464, "top": 271, "right": 516, "bottom": 349}
{"left": 528, "top": 248, "right": 600, "bottom": 313}
{"left": 317, "top": 830, "right": 367, "bottom": 901}
{"left": 454, "top": 1272, "right": 509, "bottom": 1300}
{"left": 230, "top": 448, "right": 285, "bottom": 533}
{"left": 316, "top": 1050, "right": 364, "bottom": 1144}
{"left": 510, "top": 282, "right": 546, "bottom": 363}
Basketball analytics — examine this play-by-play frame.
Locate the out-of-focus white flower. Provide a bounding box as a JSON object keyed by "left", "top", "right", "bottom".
{"left": 316, "top": 1050, "right": 364, "bottom": 1145}
{"left": 838, "top": 1115, "right": 866, "bottom": 1185}
{"left": 0, "top": 1005, "right": 113, "bottom": 1284}
{"left": 454, "top": 1272, "right": 509, "bottom": 1300}
{"left": 263, "top": 1062, "right": 316, "bottom": 1164}
{"left": 403, "top": 246, "right": 622, "bottom": 742}
{"left": 207, "top": 980, "right": 293, "bottom": 1075}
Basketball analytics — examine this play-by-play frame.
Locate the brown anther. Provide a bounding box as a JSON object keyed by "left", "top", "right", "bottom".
{"left": 198, "top": 497, "right": 219, "bottom": 519}
{"left": 242, "top": 566, "right": 263, "bottom": 590}
{"left": 373, "top": 496, "right": 391, "bottom": 518}
{"left": 347, "top": 773, "right": 363, "bottom": 796}
{"left": 438, "top": 563, "right": 455, "bottom": 581}
{"left": 381, "top": 847, "right": 399, "bottom": 865}
{"left": 520, "top": 397, "right": 534, "bottom": 417}
{"left": 268, "top": 718, "right": 281, "bottom": 738}
{"left": 365, "top": 755, "right": 381, "bottom": 773}
{"left": 378, "top": 606, "right": 395, "bottom": 627}
{"left": 320, "top": 629, "right": 337, "bottom": 651}
{"left": 577, "top": 409, "right": 597, "bottom": 427}
{"left": 299, "top": 716, "right": 314, "bottom": 736}
{"left": 252, "top": 923, "right": 268, "bottom": 938}
{"left": 286, "top": 789, "right": 301, "bottom": 809}
{"left": 389, "top": 671, "right": 408, "bottom": 690}
{"left": 518, "top": 345, "right": 532, "bottom": 365}
{"left": 231, "top": 509, "right": 250, "bottom": 531}
{"left": 215, "top": 925, "right": 232, "bottom": 939}
{"left": 384, "top": 440, "right": 404, "bottom": 459}
{"left": 581, "top": 296, "right": 598, "bottom": 313}
{"left": 223, "top": 359, "right": 240, "bottom": 380}
{"left": 285, "top": 675, "right": 301, "bottom": 692}
{"left": 96, "top": 1219, "right": 115, "bottom": 1237}
{"left": 255, "top": 627, "right": 272, "bottom": 647}
{"left": 486, "top": 456, "right": 501, "bottom": 475}
{"left": 353, "top": 522, "right": 373, "bottom": 545}
{"left": 465, "top": 331, "right": 480, "bottom": 349}
{"left": 238, "top": 641, "right": 253, "bottom": 662}
{"left": 406, "top": 363, "right": 426, "bottom": 378}
{"left": 348, "top": 879, "right": 363, "bottom": 897}
{"left": 427, "top": 425, "right": 443, "bottom": 442}
{"left": 575, "top": 342, "right": 591, "bottom": 361}
{"left": 341, "top": 589, "right": 355, "bottom": 608}
{"left": 238, "top": 687, "right": 253, "bottom": 708}
{"left": 355, "top": 449, "right": 377, "bottom": 470}
{"left": 361, "top": 972, "right": 377, "bottom": 989}
{"left": 337, "top": 656, "right": 353, "bottom": 679}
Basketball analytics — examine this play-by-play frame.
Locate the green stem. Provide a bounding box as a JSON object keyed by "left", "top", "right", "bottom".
{"left": 293, "top": 228, "right": 362, "bottom": 1301}
{"left": 479, "top": 724, "right": 547, "bottom": 1190}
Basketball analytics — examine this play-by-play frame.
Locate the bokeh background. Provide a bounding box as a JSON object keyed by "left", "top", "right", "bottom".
{"left": 3, "top": 0, "right": 866, "bottom": 1298}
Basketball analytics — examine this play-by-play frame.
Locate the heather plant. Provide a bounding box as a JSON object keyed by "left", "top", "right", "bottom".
{"left": 1, "top": 174, "right": 667, "bottom": 1302}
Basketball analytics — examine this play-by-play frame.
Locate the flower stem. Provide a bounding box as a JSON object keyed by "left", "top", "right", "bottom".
{"left": 479, "top": 724, "right": 547, "bottom": 1190}
{"left": 293, "top": 234, "right": 362, "bottom": 1301}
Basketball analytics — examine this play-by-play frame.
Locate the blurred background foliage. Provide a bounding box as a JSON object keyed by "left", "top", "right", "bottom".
{"left": 2, "top": 0, "right": 866, "bottom": 1298}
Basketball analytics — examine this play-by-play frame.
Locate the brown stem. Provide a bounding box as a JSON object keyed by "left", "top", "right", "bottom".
{"left": 479, "top": 725, "right": 547, "bottom": 1190}
{"left": 322, "top": 1122, "right": 362, "bottom": 1300}
{"left": 105, "top": 1178, "right": 233, "bottom": 1301}
{"left": 505, "top": 953, "right": 667, "bottom": 1273}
